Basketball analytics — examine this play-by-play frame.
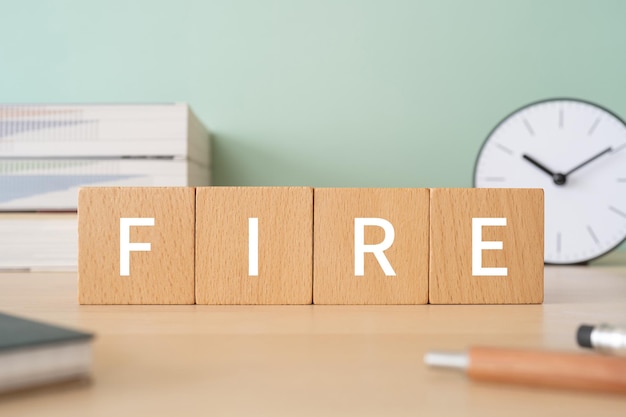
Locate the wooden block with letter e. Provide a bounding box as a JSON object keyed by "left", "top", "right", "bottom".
{"left": 78, "top": 187, "right": 196, "bottom": 304}
{"left": 313, "top": 188, "right": 429, "bottom": 304}
{"left": 429, "top": 188, "right": 544, "bottom": 304}
{"left": 195, "top": 187, "right": 313, "bottom": 304}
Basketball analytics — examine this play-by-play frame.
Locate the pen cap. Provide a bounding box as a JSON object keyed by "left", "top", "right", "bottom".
{"left": 576, "top": 325, "right": 594, "bottom": 348}
{"left": 576, "top": 323, "right": 626, "bottom": 355}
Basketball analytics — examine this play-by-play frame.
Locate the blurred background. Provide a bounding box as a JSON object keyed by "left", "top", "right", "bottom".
{"left": 1, "top": 1, "right": 625, "bottom": 262}
{"left": 2, "top": 0, "right": 624, "bottom": 187}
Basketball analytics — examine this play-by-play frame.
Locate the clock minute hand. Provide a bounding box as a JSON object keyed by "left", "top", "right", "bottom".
{"left": 564, "top": 147, "right": 613, "bottom": 176}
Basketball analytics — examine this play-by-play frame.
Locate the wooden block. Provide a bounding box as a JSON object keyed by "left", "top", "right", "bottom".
{"left": 195, "top": 187, "right": 313, "bottom": 304}
{"left": 313, "top": 188, "right": 429, "bottom": 304}
{"left": 78, "top": 187, "right": 196, "bottom": 304}
{"left": 429, "top": 188, "right": 544, "bottom": 304}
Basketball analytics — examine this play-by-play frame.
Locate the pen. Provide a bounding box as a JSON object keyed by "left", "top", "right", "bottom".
{"left": 424, "top": 346, "right": 626, "bottom": 394}
{"left": 577, "top": 323, "right": 626, "bottom": 355}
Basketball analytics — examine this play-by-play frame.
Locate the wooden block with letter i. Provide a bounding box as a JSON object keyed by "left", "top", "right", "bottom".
{"left": 429, "top": 188, "right": 544, "bottom": 304}
{"left": 195, "top": 187, "right": 313, "bottom": 304}
{"left": 313, "top": 188, "right": 429, "bottom": 304}
{"left": 78, "top": 187, "right": 196, "bottom": 304}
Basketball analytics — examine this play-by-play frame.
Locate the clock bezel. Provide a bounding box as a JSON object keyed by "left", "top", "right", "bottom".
{"left": 472, "top": 97, "right": 626, "bottom": 265}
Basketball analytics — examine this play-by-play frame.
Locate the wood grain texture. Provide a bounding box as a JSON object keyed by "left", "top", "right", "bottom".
{"left": 2, "top": 255, "right": 626, "bottom": 416}
{"left": 195, "top": 187, "right": 313, "bottom": 304}
{"left": 429, "top": 188, "right": 544, "bottom": 304}
{"left": 78, "top": 187, "right": 195, "bottom": 304}
{"left": 313, "top": 188, "right": 429, "bottom": 304}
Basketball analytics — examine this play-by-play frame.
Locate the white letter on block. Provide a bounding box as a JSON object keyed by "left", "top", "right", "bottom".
{"left": 354, "top": 218, "right": 396, "bottom": 276}
{"left": 120, "top": 217, "right": 155, "bottom": 276}
{"left": 248, "top": 217, "right": 259, "bottom": 276}
{"left": 472, "top": 217, "right": 508, "bottom": 276}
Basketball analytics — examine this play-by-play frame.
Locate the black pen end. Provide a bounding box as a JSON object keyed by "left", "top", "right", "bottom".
{"left": 577, "top": 324, "right": 595, "bottom": 348}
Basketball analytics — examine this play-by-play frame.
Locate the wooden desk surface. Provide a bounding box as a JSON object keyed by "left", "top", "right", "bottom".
{"left": 1, "top": 255, "right": 626, "bottom": 416}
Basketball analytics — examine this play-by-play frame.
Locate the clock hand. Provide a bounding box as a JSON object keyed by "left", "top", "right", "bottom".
{"left": 522, "top": 154, "right": 567, "bottom": 185}
{"left": 564, "top": 147, "right": 613, "bottom": 176}
{"left": 522, "top": 154, "right": 556, "bottom": 176}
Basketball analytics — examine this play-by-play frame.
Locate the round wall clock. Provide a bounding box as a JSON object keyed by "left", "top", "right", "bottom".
{"left": 474, "top": 98, "right": 626, "bottom": 264}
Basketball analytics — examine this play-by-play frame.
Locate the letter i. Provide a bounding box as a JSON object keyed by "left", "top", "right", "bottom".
{"left": 249, "top": 217, "right": 259, "bottom": 276}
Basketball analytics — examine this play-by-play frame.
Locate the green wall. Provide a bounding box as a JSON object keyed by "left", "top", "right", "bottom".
{"left": 1, "top": 0, "right": 624, "bottom": 188}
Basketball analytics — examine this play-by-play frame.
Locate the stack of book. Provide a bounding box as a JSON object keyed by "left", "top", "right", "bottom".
{"left": 0, "top": 103, "right": 211, "bottom": 271}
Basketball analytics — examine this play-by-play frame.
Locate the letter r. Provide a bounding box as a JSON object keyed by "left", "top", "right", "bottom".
{"left": 354, "top": 218, "right": 396, "bottom": 276}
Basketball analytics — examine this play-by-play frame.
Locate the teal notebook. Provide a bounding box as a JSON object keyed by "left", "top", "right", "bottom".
{"left": 0, "top": 312, "right": 93, "bottom": 393}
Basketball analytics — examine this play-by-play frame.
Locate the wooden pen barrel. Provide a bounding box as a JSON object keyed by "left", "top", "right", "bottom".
{"left": 468, "top": 346, "right": 626, "bottom": 394}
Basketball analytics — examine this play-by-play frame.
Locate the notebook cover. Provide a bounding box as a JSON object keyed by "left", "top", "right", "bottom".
{"left": 0, "top": 312, "right": 93, "bottom": 352}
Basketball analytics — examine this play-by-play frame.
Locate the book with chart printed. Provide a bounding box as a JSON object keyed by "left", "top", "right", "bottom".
{"left": 0, "top": 103, "right": 211, "bottom": 270}
{"left": 0, "top": 103, "right": 211, "bottom": 166}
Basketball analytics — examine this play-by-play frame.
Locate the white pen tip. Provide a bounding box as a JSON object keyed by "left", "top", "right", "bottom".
{"left": 424, "top": 351, "right": 469, "bottom": 370}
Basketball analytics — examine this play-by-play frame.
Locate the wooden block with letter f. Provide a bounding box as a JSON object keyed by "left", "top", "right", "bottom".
{"left": 313, "top": 188, "right": 430, "bottom": 304}
{"left": 78, "top": 187, "right": 196, "bottom": 304}
{"left": 429, "top": 188, "right": 544, "bottom": 304}
{"left": 195, "top": 187, "right": 313, "bottom": 304}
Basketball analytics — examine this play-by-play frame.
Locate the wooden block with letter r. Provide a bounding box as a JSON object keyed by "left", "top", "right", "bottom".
{"left": 78, "top": 187, "right": 196, "bottom": 304}
{"left": 313, "top": 188, "right": 430, "bottom": 304}
{"left": 195, "top": 187, "right": 313, "bottom": 304}
{"left": 429, "top": 188, "right": 544, "bottom": 304}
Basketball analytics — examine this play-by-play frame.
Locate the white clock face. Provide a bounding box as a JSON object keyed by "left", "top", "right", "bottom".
{"left": 474, "top": 99, "right": 626, "bottom": 264}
